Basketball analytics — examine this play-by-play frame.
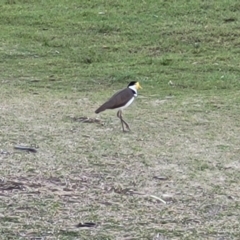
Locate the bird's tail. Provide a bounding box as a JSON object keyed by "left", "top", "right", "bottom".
{"left": 95, "top": 104, "right": 107, "bottom": 114}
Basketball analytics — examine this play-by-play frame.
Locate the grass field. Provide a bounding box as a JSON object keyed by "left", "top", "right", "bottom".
{"left": 1, "top": 0, "right": 240, "bottom": 239}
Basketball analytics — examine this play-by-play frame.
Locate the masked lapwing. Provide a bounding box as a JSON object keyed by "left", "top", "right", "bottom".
{"left": 95, "top": 81, "right": 142, "bottom": 132}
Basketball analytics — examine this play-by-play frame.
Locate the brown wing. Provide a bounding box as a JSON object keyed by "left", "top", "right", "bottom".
{"left": 95, "top": 88, "right": 134, "bottom": 113}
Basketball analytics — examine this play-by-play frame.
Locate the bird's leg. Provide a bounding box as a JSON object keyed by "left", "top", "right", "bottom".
{"left": 122, "top": 119, "right": 131, "bottom": 131}
{"left": 119, "top": 110, "right": 130, "bottom": 132}
{"left": 117, "top": 110, "right": 125, "bottom": 132}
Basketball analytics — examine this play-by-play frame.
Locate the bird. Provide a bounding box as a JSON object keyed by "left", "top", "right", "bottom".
{"left": 95, "top": 81, "right": 142, "bottom": 132}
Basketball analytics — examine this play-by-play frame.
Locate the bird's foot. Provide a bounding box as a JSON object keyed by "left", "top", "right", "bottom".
{"left": 122, "top": 127, "right": 131, "bottom": 133}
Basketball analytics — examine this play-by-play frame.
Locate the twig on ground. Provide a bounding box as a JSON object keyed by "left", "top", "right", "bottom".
{"left": 14, "top": 145, "right": 37, "bottom": 153}
{"left": 148, "top": 194, "right": 167, "bottom": 204}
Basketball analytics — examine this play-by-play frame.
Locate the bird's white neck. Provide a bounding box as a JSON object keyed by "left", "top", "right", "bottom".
{"left": 128, "top": 85, "right": 137, "bottom": 96}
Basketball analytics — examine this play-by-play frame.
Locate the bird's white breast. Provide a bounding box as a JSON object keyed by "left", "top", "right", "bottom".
{"left": 120, "top": 96, "right": 135, "bottom": 110}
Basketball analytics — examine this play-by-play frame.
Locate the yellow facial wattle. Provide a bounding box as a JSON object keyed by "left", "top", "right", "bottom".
{"left": 136, "top": 82, "right": 142, "bottom": 89}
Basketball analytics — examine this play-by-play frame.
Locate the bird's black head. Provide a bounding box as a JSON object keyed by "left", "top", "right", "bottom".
{"left": 128, "top": 81, "right": 137, "bottom": 87}
{"left": 127, "top": 81, "right": 142, "bottom": 90}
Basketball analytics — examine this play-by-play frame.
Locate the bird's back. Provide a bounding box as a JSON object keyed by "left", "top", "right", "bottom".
{"left": 95, "top": 88, "right": 134, "bottom": 113}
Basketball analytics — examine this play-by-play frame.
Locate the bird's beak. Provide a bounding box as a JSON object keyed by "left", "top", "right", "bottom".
{"left": 136, "top": 82, "right": 142, "bottom": 89}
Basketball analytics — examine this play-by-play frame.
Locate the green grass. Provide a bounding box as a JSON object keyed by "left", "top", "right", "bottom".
{"left": 1, "top": 0, "right": 240, "bottom": 93}
{"left": 1, "top": 0, "right": 240, "bottom": 239}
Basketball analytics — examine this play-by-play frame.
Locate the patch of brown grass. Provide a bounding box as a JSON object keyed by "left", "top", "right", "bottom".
{"left": 0, "top": 89, "right": 240, "bottom": 239}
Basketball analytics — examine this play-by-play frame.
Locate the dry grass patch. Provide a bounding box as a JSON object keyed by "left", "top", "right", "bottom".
{"left": 0, "top": 89, "right": 240, "bottom": 239}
